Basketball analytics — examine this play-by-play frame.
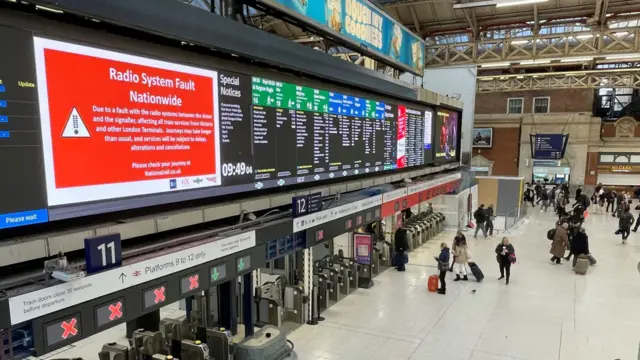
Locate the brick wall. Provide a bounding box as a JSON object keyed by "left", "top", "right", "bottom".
{"left": 475, "top": 89, "right": 594, "bottom": 114}
{"left": 584, "top": 151, "right": 598, "bottom": 185}
{"left": 472, "top": 127, "right": 520, "bottom": 176}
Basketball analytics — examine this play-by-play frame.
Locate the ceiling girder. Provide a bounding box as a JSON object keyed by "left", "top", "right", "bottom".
{"left": 426, "top": 26, "right": 640, "bottom": 67}
{"left": 477, "top": 69, "right": 640, "bottom": 92}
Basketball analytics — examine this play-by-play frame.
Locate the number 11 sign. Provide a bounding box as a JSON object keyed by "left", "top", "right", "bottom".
{"left": 84, "top": 233, "right": 122, "bottom": 274}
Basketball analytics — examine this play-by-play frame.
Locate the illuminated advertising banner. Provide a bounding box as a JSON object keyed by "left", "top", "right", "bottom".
{"left": 0, "top": 27, "right": 444, "bottom": 230}
{"left": 435, "top": 109, "right": 459, "bottom": 162}
{"left": 256, "top": 0, "right": 425, "bottom": 76}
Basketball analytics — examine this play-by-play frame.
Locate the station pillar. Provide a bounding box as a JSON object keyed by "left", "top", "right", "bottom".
{"left": 242, "top": 272, "right": 254, "bottom": 337}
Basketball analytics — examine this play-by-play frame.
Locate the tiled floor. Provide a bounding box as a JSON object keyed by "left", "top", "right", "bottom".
{"left": 40, "top": 204, "right": 640, "bottom": 360}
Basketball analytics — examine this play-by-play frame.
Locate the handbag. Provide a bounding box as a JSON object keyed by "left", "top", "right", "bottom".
{"left": 437, "top": 261, "right": 448, "bottom": 272}
{"left": 508, "top": 252, "right": 517, "bottom": 264}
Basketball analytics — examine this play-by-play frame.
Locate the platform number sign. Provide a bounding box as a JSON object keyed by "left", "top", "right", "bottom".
{"left": 292, "top": 192, "right": 323, "bottom": 218}
{"left": 84, "top": 233, "right": 122, "bottom": 274}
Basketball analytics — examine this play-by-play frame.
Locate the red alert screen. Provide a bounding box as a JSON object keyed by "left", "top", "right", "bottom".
{"left": 33, "top": 38, "right": 221, "bottom": 206}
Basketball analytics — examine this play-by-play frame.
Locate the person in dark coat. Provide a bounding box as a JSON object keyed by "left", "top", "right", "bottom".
{"left": 484, "top": 204, "right": 495, "bottom": 236}
{"left": 614, "top": 191, "right": 625, "bottom": 217}
{"left": 495, "top": 237, "right": 515, "bottom": 285}
{"left": 434, "top": 242, "right": 450, "bottom": 294}
{"left": 575, "top": 186, "right": 583, "bottom": 201}
{"left": 570, "top": 227, "right": 590, "bottom": 269}
{"left": 618, "top": 207, "right": 635, "bottom": 244}
{"left": 473, "top": 204, "right": 487, "bottom": 238}
{"left": 394, "top": 228, "right": 409, "bottom": 271}
{"left": 606, "top": 190, "right": 616, "bottom": 213}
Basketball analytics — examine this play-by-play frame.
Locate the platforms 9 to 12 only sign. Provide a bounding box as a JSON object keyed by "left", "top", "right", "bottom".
{"left": 8, "top": 231, "right": 256, "bottom": 325}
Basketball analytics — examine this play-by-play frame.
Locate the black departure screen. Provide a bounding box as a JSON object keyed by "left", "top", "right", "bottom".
{"left": 0, "top": 26, "right": 447, "bottom": 229}
{"left": 0, "top": 26, "right": 49, "bottom": 230}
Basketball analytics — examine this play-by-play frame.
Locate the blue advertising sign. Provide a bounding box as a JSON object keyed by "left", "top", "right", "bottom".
{"left": 530, "top": 134, "right": 569, "bottom": 160}
{"left": 258, "top": 0, "right": 425, "bottom": 75}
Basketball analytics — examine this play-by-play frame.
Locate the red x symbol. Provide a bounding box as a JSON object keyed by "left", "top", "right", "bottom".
{"left": 153, "top": 287, "right": 166, "bottom": 304}
{"left": 108, "top": 302, "right": 123, "bottom": 321}
{"left": 61, "top": 318, "right": 78, "bottom": 339}
{"left": 189, "top": 275, "right": 199, "bottom": 290}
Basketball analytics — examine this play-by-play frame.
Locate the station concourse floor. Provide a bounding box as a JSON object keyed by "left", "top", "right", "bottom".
{"left": 39, "top": 204, "right": 640, "bottom": 360}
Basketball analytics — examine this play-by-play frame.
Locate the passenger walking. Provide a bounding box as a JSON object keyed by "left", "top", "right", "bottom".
{"left": 524, "top": 184, "right": 535, "bottom": 207}
{"left": 453, "top": 239, "right": 470, "bottom": 281}
{"left": 617, "top": 207, "right": 635, "bottom": 244}
{"left": 614, "top": 191, "right": 625, "bottom": 217}
{"left": 575, "top": 185, "right": 583, "bottom": 201}
{"left": 606, "top": 189, "right": 616, "bottom": 213}
{"left": 473, "top": 204, "right": 487, "bottom": 239}
{"left": 495, "top": 237, "right": 515, "bottom": 285}
{"left": 435, "top": 242, "right": 450, "bottom": 295}
{"left": 550, "top": 222, "right": 570, "bottom": 264}
{"left": 540, "top": 188, "right": 550, "bottom": 211}
{"left": 484, "top": 204, "right": 495, "bottom": 236}
{"left": 570, "top": 227, "right": 590, "bottom": 270}
{"left": 394, "top": 228, "right": 409, "bottom": 271}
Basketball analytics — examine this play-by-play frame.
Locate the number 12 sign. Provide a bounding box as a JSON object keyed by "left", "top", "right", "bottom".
{"left": 84, "top": 233, "right": 122, "bottom": 274}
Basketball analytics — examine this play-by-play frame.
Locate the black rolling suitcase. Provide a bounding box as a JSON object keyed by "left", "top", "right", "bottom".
{"left": 468, "top": 262, "right": 484, "bottom": 282}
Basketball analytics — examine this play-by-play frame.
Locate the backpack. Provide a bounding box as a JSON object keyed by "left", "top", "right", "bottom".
{"left": 547, "top": 228, "right": 556, "bottom": 240}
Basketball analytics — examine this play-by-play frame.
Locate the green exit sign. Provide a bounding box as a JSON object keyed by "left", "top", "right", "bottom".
{"left": 237, "top": 256, "right": 251, "bottom": 272}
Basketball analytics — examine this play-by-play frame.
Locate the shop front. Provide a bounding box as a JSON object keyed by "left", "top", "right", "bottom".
{"left": 532, "top": 160, "right": 571, "bottom": 184}
{"left": 596, "top": 152, "right": 640, "bottom": 186}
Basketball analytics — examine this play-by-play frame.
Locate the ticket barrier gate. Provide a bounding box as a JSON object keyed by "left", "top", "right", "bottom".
{"left": 313, "top": 272, "right": 330, "bottom": 314}
{"left": 338, "top": 257, "right": 359, "bottom": 292}
{"left": 100, "top": 321, "right": 292, "bottom": 360}
{"left": 379, "top": 240, "right": 393, "bottom": 268}
{"left": 160, "top": 318, "right": 194, "bottom": 358}
{"left": 255, "top": 277, "right": 284, "bottom": 328}
{"left": 283, "top": 284, "right": 306, "bottom": 324}
{"left": 371, "top": 245, "right": 381, "bottom": 276}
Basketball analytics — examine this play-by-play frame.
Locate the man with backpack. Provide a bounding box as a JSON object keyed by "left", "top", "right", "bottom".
{"left": 473, "top": 204, "right": 488, "bottom": 239}
{"left": 614, "top": 191, "right": 625, "bottom": 218}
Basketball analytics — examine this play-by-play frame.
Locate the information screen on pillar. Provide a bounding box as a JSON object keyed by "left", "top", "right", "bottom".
{"left": 434, "top": 108, "right": 460, "bottom": 162}
{"left": 0, "top": 25, "right": 447, "bottom": 229}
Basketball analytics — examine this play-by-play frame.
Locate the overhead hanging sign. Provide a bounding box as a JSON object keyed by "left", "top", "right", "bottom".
{"left": 530, "top": 134, "right": 568, "bottom": 160}
{"left": 254, "top": 0, "right": 426, "bottom": 76}
{"left": 8, "top": 231, "right": 256, "bottom": 325}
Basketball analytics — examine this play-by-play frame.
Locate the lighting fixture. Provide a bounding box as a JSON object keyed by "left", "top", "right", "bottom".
{"left": 510, "top": 40, "right": 530, "bottom": 45}
{"left": 453, "top": 0, "right": 547, "bottom": 9}
{"left": 496, "top": 0, "right": 548, "bottom": 8}
{"left": 519, "top": 59, "right": 550, "bottom": 65}
{"left": 614, "top": 31, "right": 629, "bottom": 36}
{"left": 605, "top": 54, "right": 640, "bottom": 60}
{"left": 35, "top": 5, "right": 64, "bottom": 13}
{"left": 560, "top": 56, "right": 594, "bottom": 62}
{"left": 575, "top": 34, "right": 594, "bottom": 39}
{"left": 479, "top": 62, "right": 511, "bottom": 68}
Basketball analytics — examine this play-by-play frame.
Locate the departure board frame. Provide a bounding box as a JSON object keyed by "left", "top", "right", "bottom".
{"left": 0, "top": 12, "right": 457, "bottom": 231}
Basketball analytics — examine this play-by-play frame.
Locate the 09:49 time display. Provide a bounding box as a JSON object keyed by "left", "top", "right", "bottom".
{"left": 221, "top": 162, "right": 254, "bottom": 177}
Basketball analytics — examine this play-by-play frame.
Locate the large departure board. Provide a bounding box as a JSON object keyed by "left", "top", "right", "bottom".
{"left": 0, "top": 26, "right": 446, "bottom": 230}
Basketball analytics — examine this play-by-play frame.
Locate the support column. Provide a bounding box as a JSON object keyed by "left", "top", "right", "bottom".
{"left": 218, "top": 281, "right": 237, "bottom": 335}
{"left": 305, "top": 247, "right": 317, "bottom": 325}
{"left": 242, "top": 272, "right": 254, "bottom": 337}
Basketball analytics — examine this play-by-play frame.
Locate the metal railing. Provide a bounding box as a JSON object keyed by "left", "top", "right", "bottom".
{"left": 502, "top": 202, "right": 528, "bottom": 234}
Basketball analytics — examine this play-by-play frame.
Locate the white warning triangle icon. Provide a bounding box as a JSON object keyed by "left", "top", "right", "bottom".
{"left": 62, "top": 107, "right": 91, "bottom": 138}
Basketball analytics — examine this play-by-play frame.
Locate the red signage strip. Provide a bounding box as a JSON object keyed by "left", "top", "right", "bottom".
{"left": 380, "top": 173, "right": 462, "bottom": 218}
